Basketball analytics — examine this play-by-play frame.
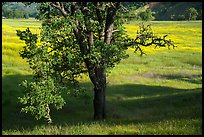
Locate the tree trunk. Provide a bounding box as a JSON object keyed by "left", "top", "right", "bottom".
{"left": 93, "top": 84, "right": 106, "bottom": 120}
{"left": 92, "top": 67, "right": 106, "bottom": 120}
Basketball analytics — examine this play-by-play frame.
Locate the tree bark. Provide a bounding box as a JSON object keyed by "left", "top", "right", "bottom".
{"left": 91, "top": 67, "right": 106, "bottom": 120}
{"left": 93, "top": 82, "right": 106, "bottom": 120}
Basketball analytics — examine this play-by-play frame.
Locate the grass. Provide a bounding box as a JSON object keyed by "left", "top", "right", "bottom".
{"left": 2, "top": 19, "right": 202, "bottom": 135}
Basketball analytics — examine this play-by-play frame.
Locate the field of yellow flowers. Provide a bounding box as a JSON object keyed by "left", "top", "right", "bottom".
{"left": 2, "top": 19, "right": 41, "bottom": 76}
{"left": 124, "top": 21, "right": 202, "bottom": 54}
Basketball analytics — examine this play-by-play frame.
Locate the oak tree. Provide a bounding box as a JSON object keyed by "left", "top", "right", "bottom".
{"left": 17, "top": 2, "right": 175, "bottom": 123}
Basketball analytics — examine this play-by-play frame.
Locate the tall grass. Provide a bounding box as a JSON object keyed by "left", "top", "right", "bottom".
{"left": 2, "top": 19, "right": 202, "bottom": 135}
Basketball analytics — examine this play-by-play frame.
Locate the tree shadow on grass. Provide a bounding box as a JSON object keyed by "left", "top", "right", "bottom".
{"left": 2, "top": 74, "right": 41, "bottom": 130}
{"left": 2, "top": 74, "right": 94, "bottom": 131}
{"left": 142, "top": 72, "right": 202, "bottom": 84}
{"left": 106, "top": 84, "right": 202, "bottom": 122}
{"left": 161, "top": 74, "right": 202, "bottom": 84}
{"left": 2, "top": 74, "right": 202, "bottom": 133}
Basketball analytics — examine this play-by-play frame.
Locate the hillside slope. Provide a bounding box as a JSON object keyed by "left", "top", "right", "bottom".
{"left": 148, "top": 2, "right": 202, "bottom": 20}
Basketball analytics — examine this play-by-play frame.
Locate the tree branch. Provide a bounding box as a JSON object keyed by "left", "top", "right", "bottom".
{"left": 104, "top": 2, "right": 121, "bottom": 44}
{"left": 94, "top": 2, "right": 104, "bottom": 40}
{"left": 51, "top": 2, "right": 67, "bottom": 17}
{"left": 79, "top": 2, "right": 93, "bottom": 51}
{"left": 123, "top": 24, "right": 176, "bottom": 56}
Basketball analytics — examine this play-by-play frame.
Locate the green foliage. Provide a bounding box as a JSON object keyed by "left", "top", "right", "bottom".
{"left": 120, "top": 2, "right": 150, "bottom": 22}
{"left": 122, "top": 2, "right": 149, "bottom": 9}
{"left": 138, "top": 9, "right": 155, "bottom": 21}
{"left": 38, "top": 2, "right": 130, "bottom": 72}
{"left": 184, "top": 8, "right": 198, "bottom": 21}
{"left": 85, "top": 40, "right": 129, "bottom": 69}
{"left": 16, "top": 28, "right": 38, "bottom": 59}
{"left": 16, "top": 28, "right": 68, "bottom": 124}
{"left": 19, "top": 78, "right": 65, "bottom": 124}
{"left": 150, "top": 2, "right": 202, "bottom": 21}
{"left": 2, "top": 2, "right": 39, "bottom": 18}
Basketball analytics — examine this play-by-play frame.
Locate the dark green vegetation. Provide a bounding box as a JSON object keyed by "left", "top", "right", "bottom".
{"left": 2, "top": 19, "right": 202, "bottom": 135}
{"left": 2, "top": 2, "right": 202, "bottom": 21}
{"left": 150, "top": 2, "right": 202, "bottom": 21}
{"left": 2, "top": 2, "right": 39, "bottom": 19}
{"left": 122, "top": 2, "right": 202, "bottom": 21}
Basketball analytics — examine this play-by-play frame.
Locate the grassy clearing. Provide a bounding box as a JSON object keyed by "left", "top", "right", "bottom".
{"left": 2, "top": 19, "right": 202, "bottom": 135}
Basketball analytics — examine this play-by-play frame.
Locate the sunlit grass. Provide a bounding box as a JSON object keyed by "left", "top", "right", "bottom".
{"left": 2, "top": 117, "right": 202, "bottom": 135}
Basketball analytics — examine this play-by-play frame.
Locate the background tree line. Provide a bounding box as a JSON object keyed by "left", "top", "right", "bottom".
{"left": 122, "top": 2, "right": 202, "bottom": 21}
{"left": 2, "top": 2, "right": 39, "bottom": 19}
{"left": 2, "top": 2, "right": 202, "bottom": 21}
{"left": 150, "top": 2, "right": 202, "bottom": 21}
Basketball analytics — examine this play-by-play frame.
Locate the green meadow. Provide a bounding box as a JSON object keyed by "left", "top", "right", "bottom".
{"left": 2, "top": 19, "right": 202, "bottom": 135}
